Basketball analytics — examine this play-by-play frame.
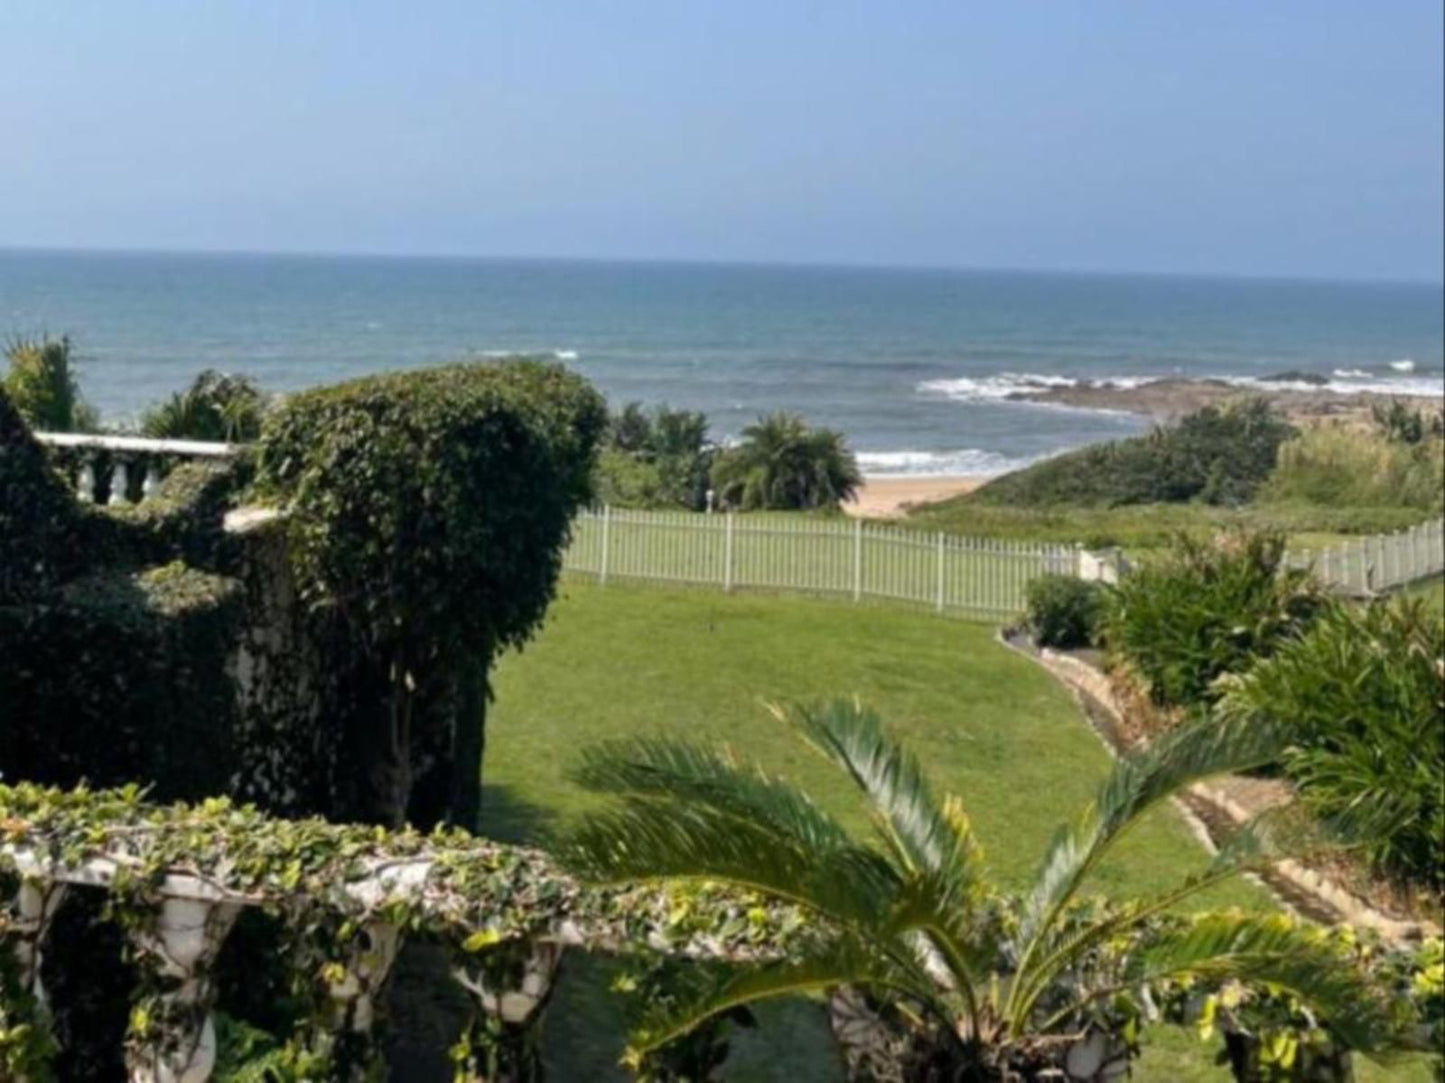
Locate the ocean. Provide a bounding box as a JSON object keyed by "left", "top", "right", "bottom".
{"left": 1, "top": 249, "right": 1440, "bottom": 476}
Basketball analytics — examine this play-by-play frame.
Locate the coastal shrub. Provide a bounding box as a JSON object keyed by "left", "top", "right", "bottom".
{"left": 1216, "top": 599, "right": 1445, "bottom": 891}
{"left": 1258, "top": 425, "right": 1445, "bottom": 511}
{"left": 1024, "top": 573, "right": 1105, "bottom": 648}
{"left": 255, "top": 358, "right": 607, "bottom": 828}
{"left": 972, "top": 399, "right": 1295, "bottom": 508}
{"left": 596, "top": 402, "right": 715, "bottom": 509}
{"left": 1370, "top": 398, "right": 1444, "bottom": 445}
{"left": 2, "top": 334, "right": 99, "bottom": 433}
{"left": 140, "top": 368, "right": 267, "bottom": 442}
{"left": 710, "top": 411, "right": 861, "bottom": 511}
{"left": 1101, "top": 530, "right": 1325, "bottom": 709}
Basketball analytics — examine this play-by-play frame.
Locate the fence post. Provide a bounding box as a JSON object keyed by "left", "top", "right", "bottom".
{"left": 724, "top": 512, "right": 735, "bottom": 593}
{"left": 599, "top": 505, "right": 611, "bottom": 585}
{"left": 853, "top": 519, "right": 863, "bottom": 602}
{"left": 935, "top": 532, "right": 945, "bottom": 613}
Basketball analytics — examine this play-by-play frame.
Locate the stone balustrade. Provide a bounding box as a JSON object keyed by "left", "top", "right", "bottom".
{"left": 32, "top": 432, "right": 238, "bottom": 506}
{"left": 0, "top": 785, "right": 801, "bottom": 1083}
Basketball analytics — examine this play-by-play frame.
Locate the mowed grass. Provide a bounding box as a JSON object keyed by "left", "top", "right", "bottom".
{"left": 484, "top": 580, "right": 1290, "bottom": 1082}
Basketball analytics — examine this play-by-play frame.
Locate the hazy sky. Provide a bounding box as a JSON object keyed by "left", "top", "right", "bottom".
{"left": 3, "top": 1, "right": 1441, "bottom": 281}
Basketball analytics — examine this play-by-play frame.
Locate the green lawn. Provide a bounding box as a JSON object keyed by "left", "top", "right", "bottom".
{"left": 485, "top": 580, "right": 1284, "bottom": 1081}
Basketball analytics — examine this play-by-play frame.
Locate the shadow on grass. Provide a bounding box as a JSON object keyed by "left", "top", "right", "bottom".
{"left": 479, "top": 781, "right": 559, "bottom": 845}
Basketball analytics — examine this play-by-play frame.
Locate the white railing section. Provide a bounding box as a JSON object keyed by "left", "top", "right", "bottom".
{"left": 565, "top": 508, "right": 1444, "bottom": 614}
{"left": 563, "top": 507, "right": 1081, "bottom": 617}
{"left": 1286, "top": 518, "right": 1445, "bottom": 596}
{"left": 33, "top": 431, "right": 237, "bottom": 506}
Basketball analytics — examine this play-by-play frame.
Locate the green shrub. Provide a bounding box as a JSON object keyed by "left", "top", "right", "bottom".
{"left": 1025, "top": 574, "right": 1105, "bottom": 648}
{"left": 1370, "top": 398, "right": 1444, "bottom": 445}
{"left": 255, "top": 358, "right": 607, "bottom": 827}
{"left": 973, "top": 399, "right": 1295, "bottom": 508}
{"left": 710, "top": 411, "right": 861, "bottom": 511}
{"left": 140, "top": 369, "right": 267, "bottom": 442}
{"left": 2, "top": 334, "right": 99, "bottom": 432}
{"left": 1216, "top": 600, "right": 1445, "bottom": 890}
{"left": 1258, "top": 425, "right": 1445, "bottom": 511}
{"left": 1101, "top": 531, "right": 1325, "bottom": 709}
{"left": 596, "top": 402, "right": 714, "bottom": 509}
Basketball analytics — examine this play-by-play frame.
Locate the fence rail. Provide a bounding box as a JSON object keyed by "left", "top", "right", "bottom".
{"left": 564, "top": 507, "right": 1445, "bottom": 617}
{"left": 564, "top": 507, "right": 1079, "bottom": 617}
{"left": 1286, "top": 518, "right": 1445, "bottom": 595}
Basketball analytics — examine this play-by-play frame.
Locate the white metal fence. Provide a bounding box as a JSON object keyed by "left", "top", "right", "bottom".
{"left": 563, "top": 508, "right": 1079, "bottom": 617}
{"left": 1285, "top": 518, "right": 1445, "bottom": 595}
{"left": 563, "top": 507, "right": 1445, "bottom": 617}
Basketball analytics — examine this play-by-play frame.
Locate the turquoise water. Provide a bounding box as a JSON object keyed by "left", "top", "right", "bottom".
{"left": 1, "top": 249, "right": 1440, "bottom": 474}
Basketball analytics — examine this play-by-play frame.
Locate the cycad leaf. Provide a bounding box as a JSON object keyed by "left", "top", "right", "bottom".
{"left": 625, "top": 935, "right": 937, "bottom": 1060}
{"left": 571, "top": 736, "right": 855, "bottom": 855}
{"left": 560, "top": 800, "right": 901, "bottom": 928}
{"left": 1128, "top": 912, "right": 1403, "bottom": 1054}
{"left": 1019, "top": 711, "right": 1294, "bottom": 951}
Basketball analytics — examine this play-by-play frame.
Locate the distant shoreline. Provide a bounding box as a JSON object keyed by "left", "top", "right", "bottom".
{"left": 844, "top": 475, "right": 985, "bottom": 518}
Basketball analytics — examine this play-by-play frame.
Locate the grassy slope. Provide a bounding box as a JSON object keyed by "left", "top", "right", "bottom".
{"left": 485, "top": 581, "right": 1276, "bottom": 1081}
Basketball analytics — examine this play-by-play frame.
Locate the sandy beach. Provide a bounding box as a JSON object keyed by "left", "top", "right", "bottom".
{"left": 843, "top": 475, "right": 985, "bottom": 518}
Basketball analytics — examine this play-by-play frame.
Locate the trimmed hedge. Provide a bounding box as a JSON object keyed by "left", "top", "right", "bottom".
{"left": 255, "top": 358, "right": 607, "bottom": 828}
{"left": 1025, "top": 574, "right": 1106, "bottom": 649}
{"left": 0, "top": 562, "right": 244, "bottom": 799}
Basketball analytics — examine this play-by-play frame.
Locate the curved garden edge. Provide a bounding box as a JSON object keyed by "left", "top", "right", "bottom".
{"left": 995, "top": 628, "right": 1442, "bottom": 946}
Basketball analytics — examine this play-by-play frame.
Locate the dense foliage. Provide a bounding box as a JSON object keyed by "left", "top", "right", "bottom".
{"left": 140, "top": 368, "right": 268, "bottom": 442}
{"left": 564, "top": 701, "right": 1416, "bottom": 1080}
{"left": 1216, "top": 600, "right": 1445, "bottom": 892}
{"left": 710, "top": 411, "right": 861, "bottom": 511}
{"left": 972, "top": 400, "right": 1295, "bottom": 509}
{"left": 0, "top": 388, "right": 89, "bottom": 603}
{"left": 1024, "top": 574, "right": 1106, "bottom": 649}
{"left": 1101, "top": 531, "right": 1325, "bottom": 710}
{"left": 2, "top": 334, "right": 99, "bottom": 433}
{"left": 594, "top": 402, "right": 714, "bottom": 510}
{"left": 1258, "top": 424, "right": 1445, "bottom": 511}
{"left": 256, "top": 358, "right": 607, "bottom": 828}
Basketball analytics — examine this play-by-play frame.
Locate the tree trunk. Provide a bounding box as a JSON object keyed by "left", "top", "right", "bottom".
{"left": 448, "top": 658, "right": 487, "bottom": 834}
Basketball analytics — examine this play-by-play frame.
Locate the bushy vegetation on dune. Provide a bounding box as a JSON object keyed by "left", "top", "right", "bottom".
{"left": 1216, "top": 599, "right": 1445, "bottom": 893}
{"left": 1024, "top": 573, "right": 1105, "bottom": 648}
{"left": 971, "top": 399, "right": 1294, "bottom": 509}
{"left": 1101, "top": 531, "right": 1325, "bottom": 710}
{"left": 1259, "top": 424, "right": 1445, "bottom": 512}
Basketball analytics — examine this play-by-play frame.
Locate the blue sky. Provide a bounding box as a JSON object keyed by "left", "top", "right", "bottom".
{"left": 2, "top": 1, "right": 1441, "bottom": 281}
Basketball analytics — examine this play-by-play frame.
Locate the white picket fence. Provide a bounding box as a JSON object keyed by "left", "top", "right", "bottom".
{"left": 1285, "top": 518, "right": 1445, "bottom": 596}
{"left": 563, "top": 508, "right": 1080, "bottom": 617}
{"left": 563, "top": 507, "right": 1445, "bottom": 617}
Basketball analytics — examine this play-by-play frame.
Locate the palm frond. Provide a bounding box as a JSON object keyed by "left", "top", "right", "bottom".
{"left": 624, "top": 935, "right": 940, "bottom": 1062}
{"left": 570, "top": 736, "right": 854, "bottom": 855}
{"left": 1125, "top": 912, "right": 1403, "bottom": 1054}
{"left": 560, "top": 800, "right": 901, "bottom": 929}
{"left": 781, "top": 700, "right": 978, "bottom": 885}
{"left": 1017, "top": 711, "right": 1294, "bottom": 957}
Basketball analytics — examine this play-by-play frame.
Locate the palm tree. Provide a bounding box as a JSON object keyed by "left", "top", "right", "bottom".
{"left": 710, "top": 412, "right": 861, "bottom": 510}
{"left": 140, "top": 369, "right": 266, "bottom": 442}
{"left": 561, "top": 701, "right": 1405, "bottom": 1081}
{"left": 3, "top": 334, "right": 99, "bottom": 432}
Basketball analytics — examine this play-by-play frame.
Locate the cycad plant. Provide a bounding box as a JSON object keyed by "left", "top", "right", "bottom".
{"left": 562, "top": 701, "right": 1404, "bottom": 1081}
{"left": 3, "top": 334, "right": 99, "bottom": 432}
{"left": 140, "top": 369, "right": 266, "bottom": 442}
{"left": 710, "top": 412, "right": 861, "bottom": 511}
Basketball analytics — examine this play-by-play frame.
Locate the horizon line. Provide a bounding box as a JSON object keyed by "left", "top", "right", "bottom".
{"left": 2, "top": 242, "right": 1441, "bottom": 290}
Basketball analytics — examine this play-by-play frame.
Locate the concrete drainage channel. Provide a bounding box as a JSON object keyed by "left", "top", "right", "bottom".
{"left": 996, "top": 629, "right": 1439, "bottom": 944}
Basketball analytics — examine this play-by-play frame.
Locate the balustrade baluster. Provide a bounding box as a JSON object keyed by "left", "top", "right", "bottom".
{"left": 77, "top": 460, "right": 97, "bottom": 503}
{"left": 124, "top": 897, "right": 240, "bottom": 1083}
{"left": 451, "top": 940, "right": 564, "bottom": 1082}
{"left": 109, "top": 459, "right": 132, "bottom": 506}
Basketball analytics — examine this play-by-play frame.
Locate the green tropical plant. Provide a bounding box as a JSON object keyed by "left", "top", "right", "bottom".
{"left": 598, "top": 402, "right": 715, "bottom": 509}
{"left": 1025, "top": 575, "right": 1106, "bottom": 649}
{"left": 140, "top": 369, "right": 267, "bottom": 442}
{"left": 710, "top": 412, "right": 861, "bottom": 511}
{"left": 3, "top": 334, "right": 99, "bottom": 432}
{"left": 1101, "top": 531, "right": 1325, "bottom": 709}
{"left": 1215, "top": 599, "right": 1445, "bottom": 891}
{"left": 562, "top": 700, "right": 1403, "bottom": 1081}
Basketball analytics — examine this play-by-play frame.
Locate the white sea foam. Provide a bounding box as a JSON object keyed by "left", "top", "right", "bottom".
{"left": 1227, "top": 374, "right": 1442, "bottom": 397}
{"left": 554, "top": 349, "right": 580, "bottom": 361}
{"left": 1332, "top": 368, "right": 1371, "bottom": 379}
{"left": 1390, "top": 358, "right": 1417, "bottom": 372}
{"left": 917, "top": 372, "right": 1080, "bottom": 403}
{"left": 856, "top": 447, "right": 1041, "bottom": 478}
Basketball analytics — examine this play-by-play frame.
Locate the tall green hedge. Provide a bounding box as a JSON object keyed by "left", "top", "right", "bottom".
{"left": 0, "top": 388, "right": 89, "bottom": 603}
{"left": 255, "top": 358, "right": 607, "bottom": 829}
